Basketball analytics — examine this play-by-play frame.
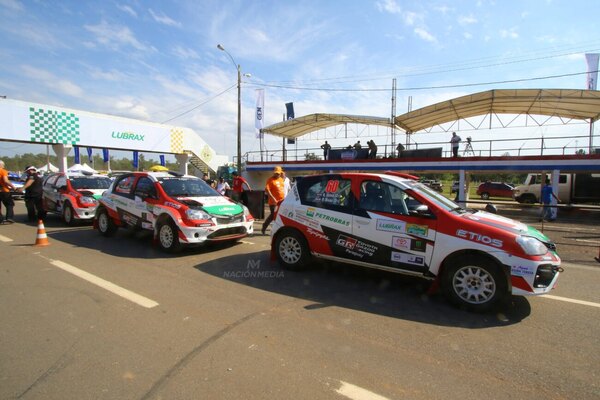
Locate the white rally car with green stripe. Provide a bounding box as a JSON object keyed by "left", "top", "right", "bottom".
{"left": 94, "top": 171, "right": 254, "bottom": 252}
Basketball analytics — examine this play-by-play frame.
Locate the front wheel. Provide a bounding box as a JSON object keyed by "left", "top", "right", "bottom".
{"left": 63, "top": 203, "right": 75, "bottom": 226}
{"left": 96, "top": 207, "right": 117, "bottom": 237}
{"left": 442, "top": 256, "right": 507, "bottom": 312}
{"left": 480, "top": 192, "right": 490, "bottom": 200}
{"left": 275, "top": 230, "right": 311, "bottom": 270}
{"left": 157, "top": 220, "right": 182, "bottom": 253}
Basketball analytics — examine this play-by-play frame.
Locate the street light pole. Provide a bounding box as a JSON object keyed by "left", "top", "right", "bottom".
{"left": 218, "top": 44, "right": 243, "bottom": 174}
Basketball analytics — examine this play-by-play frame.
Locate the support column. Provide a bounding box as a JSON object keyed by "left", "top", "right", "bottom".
{"left": 52, "top": 144, "right": 72, "bottom": 172}
{"left": 458, "top": 170, "right": 468, "bottom": 206}
{"left": 175, "top": 153, "right": 189, "bottom": 175}
{"left": 551, "top": 169, "right": 560, "bottom": 220}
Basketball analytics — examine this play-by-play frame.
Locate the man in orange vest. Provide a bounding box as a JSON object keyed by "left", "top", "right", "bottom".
{"left": 0, "top": 160, "right": 16, "bottom": 224}
{"left": 261, "top": 166, "right": 285, "bottom": 235}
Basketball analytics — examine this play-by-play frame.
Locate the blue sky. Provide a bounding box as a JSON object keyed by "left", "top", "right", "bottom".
{"left": 1, "top": 0, "right": 599, "bottom": 162}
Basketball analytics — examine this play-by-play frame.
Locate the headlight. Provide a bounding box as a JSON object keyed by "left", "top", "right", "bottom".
{"left": 516, "top": 235, "right": 548, "bottom": 256}
{"left": 186, "top": 208, "right": 211, "bottom": 221}
{"left": 242, "top": 205, "right": 254, "bottom": 221}
{"left": 79, "top": 196, "right": 96, "bottom": 205}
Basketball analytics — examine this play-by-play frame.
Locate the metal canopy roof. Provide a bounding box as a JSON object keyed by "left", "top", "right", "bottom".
{"left": 260, "top": 113, "right": 391, "bottom": 139}
{"left": 394, "top": 89, "right": 600, "bottom": 133}
{"left": 260, "top": 89, "right": 600, "bottom": 139}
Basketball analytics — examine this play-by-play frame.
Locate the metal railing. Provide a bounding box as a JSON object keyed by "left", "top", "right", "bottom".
{"left": 245, "top": 133, "right": 599, "bottom": 163}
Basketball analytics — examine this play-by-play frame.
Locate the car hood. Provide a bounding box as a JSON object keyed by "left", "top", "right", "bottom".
{"left": 77, "top": 188, "right": 105, "bottom": 199}
{"left": 175, "top": 196, "right": 244, "bottom": 216}
{"left": 460, "top": 210, "right": 552, "bottom": 242}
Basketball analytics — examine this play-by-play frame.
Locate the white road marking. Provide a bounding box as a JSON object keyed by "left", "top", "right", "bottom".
{"left": 542, "top": 295, "right": 600, "bottom": 308}
{"left": 336, "top": 381, "right": 390, "bottom": 400}
{"left": 574, "top": 238, "right": 600, "bottom": 244}
{"left": 0, "top": 234, "right": 13, "bottom": 242}
{"left": 49, "top": 259, "right": 159, "bottom": 309}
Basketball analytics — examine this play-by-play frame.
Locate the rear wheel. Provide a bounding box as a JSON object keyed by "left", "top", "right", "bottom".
{"left": 97, "top": 207, "right": 117, "bottom": 237}
{"left": 442, "top": 255, "right": 507, "bottom": 312}
{"left": 157, "top": 220, "right": 182, "bottom": 253}
{"left": 63, "top": 203, "right": 75, "bottom": 226}
{"left": 275, "top": 230, "right": 311, "bottom": 270}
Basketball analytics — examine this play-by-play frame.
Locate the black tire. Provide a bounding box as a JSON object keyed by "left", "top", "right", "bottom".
{"left": 521, "top": 194, "right": 537, "bottom": 204}
{"left": 96, "top": 207, "right": 117, "bottom": 237}
{"left": 442, "top": 255, "right": 507, "bottom": 312}
{"left": 63, "top": 203, "right": 75, "bottom": 226}
{"left": 480, "top": 192, "right": 490, "bottom": 200}
{"left": 274, "top": 230, "right": 311, "bottom": 270}
{"left": 157, "top": 219, "right": 182, "bottom": 253}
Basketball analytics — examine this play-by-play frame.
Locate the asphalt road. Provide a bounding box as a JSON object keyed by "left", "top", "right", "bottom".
{"left": 1, "top": 201, "right": 599, "bottom": 400}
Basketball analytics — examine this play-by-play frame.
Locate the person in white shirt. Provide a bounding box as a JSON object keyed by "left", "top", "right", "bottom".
{"left": 216, "top": 176, "right": 230, "bottom": 196}
{"left": 450, "top": 132, "right": 462, "bottom": 158}
{"left": 282, "top": 171, "right": 291, "bottom": 195}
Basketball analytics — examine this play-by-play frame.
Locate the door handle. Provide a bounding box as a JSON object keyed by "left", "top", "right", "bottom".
{"left": 355, "top": 218, "right": 370, "bottom": 225}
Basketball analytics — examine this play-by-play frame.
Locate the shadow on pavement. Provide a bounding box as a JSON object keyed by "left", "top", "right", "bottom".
{"left": 194, "top": 249, "right": 531, "bottom": 329}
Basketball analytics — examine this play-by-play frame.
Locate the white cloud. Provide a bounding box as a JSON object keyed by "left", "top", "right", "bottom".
{"left": 85, "top": 20, "right": 150, "bottom": 51}
{"left": 463, "top": 32, "right": 473, "bottom": 40}
{"left": 172, "top": 45, "right": 199, "bottom": 60}
{"left": 376, "top": 0, "right": 402, "bottom": 14}
{"left": 148, "top": 8, "right": 181, "bottom": 28}
{"left": 414, "top": 27, "right": 437, "bottom": 43}
{"left": 0, "top": 0, "right": 23, "bottom": 11}
{"left": 113, "top": 98, "right": 150, "bottom": 120}
{"left": 21, "top": 65, "right": 83, "bottom": 98}
{"left": 117, "top": 3, "right": 137, "bottom": 18}
{"left": 458, "top": 14, "right": 477, "bottom": 25}
{"left": 403, "top": 11, "right": 422, "bottom": 26}
{"left": 500, "top": 27, "right": 519, "bottom": 39}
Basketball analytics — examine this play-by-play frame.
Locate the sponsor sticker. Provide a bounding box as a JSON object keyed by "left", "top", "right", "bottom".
{"left": 314, "top": 211, "right": 350, "bottom": 226}
{"left": 410, "top": 238, "right": 427, "bottom": 252}
{"left": 376, "top": 219, "right": 406, "bottom": 233}
{"left": 306, "top": 207, "right": 315, "bottom": 218}
{"left": 391, "top": 252, "right": 425, "bottom": 266}
{"left": 406, "top": 223, "right": 429, "bottom": 237}
{"left": 306, "top": 227, "right": 329, "bottom": 241}
{"left": 391, "top": 236, "right": 411, "bottom": 251}
{"left": 336, "top": 234, "right": 378, "bottom": 258}
{"left": 456, "top": 229, "right": 503, "bottom": 248}
{"left": 511, "top": 265, "right": 535, "bottom": 276}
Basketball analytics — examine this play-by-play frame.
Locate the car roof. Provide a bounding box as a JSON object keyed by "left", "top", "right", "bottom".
{"left": 301, "top": 172, "right": 418, "bottom": 185}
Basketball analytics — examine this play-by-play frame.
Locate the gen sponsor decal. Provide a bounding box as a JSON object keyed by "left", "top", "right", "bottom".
{"left": 511, "top": 265, "right": 535, "bottom": 276}
{"left": 306, "top": 227, "right": 329, "bottom": 241}
{"left": 456, "top": 229, "right": 503, "bottom": 248}
{"left": 306, "top": 207, "right": 315, "bottom": 218}
{"left": 336, "top": 234, "right": 377, "bottom": 258}
{"left": 165, "top": 201, "right": 180, "bottom": 209}
{"left": 376, "top": 219, "right": 406, "bottom": 233}
{"left": 406, "top": 223, "right": 428, "bottom": 236}
{"left": 392, "top": 236, "right": 411, "bottom": 250}
{"left": 391, "top": 252, "right": 425, "bottom": 266}
{"left": 314, "top": 211, "right": 350, "bottom": 226}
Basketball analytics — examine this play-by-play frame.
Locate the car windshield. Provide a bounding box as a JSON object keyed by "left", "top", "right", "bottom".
{"left": 70, "top": 177, "right": 112, "bottom": 190}
{"left": 158, "top": 177, "right": 219, "bottom": 197}
{"left": 405, "top": 181, "right": 463, "bottom": 212}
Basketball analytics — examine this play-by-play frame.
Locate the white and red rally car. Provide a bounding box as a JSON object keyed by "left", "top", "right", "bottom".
{"left": 94, "top": 171, "right": 254, "bottom": 252}
{"left": 270, "top": 172, "right": 562, "bottom": 311}
{"left": 42, "top": 172, "right": 112, "bottom": 225}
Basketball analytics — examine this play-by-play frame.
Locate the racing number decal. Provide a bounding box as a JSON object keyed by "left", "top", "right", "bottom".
{"left": 325, "top": 180, "right": 339, "bottom": 193}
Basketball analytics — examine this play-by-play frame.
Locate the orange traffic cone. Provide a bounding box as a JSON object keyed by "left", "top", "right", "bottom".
{"left": 34, "top": 219, "right": 50, "bottom": 247}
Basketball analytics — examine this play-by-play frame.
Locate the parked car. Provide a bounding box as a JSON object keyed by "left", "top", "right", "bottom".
{"left": 270, "top": 172, "right": 561, "bottom": 311}
{"left": 420, "top": 179, "right": 443, "bottom": 192}
{"left": 94, "top": 171, "right": 254, "bottom": 252}
{"left": 476, "top": 182, "right": 514, "bottom": 200}
{"left": 42, "top": 171, "right": 112, "bottom": 225}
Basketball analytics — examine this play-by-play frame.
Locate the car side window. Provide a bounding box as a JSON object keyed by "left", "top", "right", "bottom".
{"left": 55, "top": 176, "right": 67, "bottom": 189}
{"left": 114, "top": 175, "right": 135, "bottom": 197}
{"left": 298, "top": 176, "right": 352, "bottom": 212}
{"left": 134, "top": 177, "right": 157, "bottom": 198}
{"left": 43, "top": 174, "right": 58, "bottom": 188}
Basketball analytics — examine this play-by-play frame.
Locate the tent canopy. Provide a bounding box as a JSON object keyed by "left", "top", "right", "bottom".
{"left": 260, "top": 113, "right": 392, "bottom": 139}
{"left": 37, "top": 162, "right": 58, "bottom": 172}
{"left": 67, "top": 163, "right": 96, "bottom": 174}
{"left": 260, "top": 89, "right": 600, "bottom": 139}
{"left": 394, "top": 89, "right": 600, "bottom": 133}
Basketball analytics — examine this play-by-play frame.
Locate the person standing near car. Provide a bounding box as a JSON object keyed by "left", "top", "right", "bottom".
{"left": 261, "top": 166, "right": 285, "bottom": 235}
{"left": 17, "top": 166, "right": 46, "bottom": 222}
{"left": 320, "top": 141, "right": 331, "bottom": 160}
{"left": 0, "top": 160, "right": 16, "bottom": 224}
{"left": 231, "top": 171, "right": 251, "bottom": 204}
{"left": 216, "top": 176, "right": 230, "bottom": 196}
{"left": 540, "top": 179, "right": 560, "bottom": 222}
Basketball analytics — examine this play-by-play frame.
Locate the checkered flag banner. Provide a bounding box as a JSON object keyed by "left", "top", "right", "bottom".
{"left": 29, "top": 107, "right": 80, "bottom": 144}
